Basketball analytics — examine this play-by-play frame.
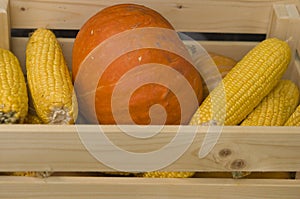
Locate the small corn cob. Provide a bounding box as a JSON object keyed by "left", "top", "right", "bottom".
{"left": 11, "top": 172, "right": 38, "bottom": 177}
{"left": 190, "top": 38, "right": 291, "bottom": 125}
{"left": 140, "top": 171, "right": 195, "bottom": 178}
{"left": 285, "top": 104, "right": 300, "bottom": 126}
{"left": 0, "top": 48, "right": 28, "bottom": 124}
{"left": 26, "top": 28, "right": 78, "bottom": 124}
{"left": 11, "top": 171, "right": 53, "bottom": 178}
{"left": 241, "top": 80, "right": 299, "bottom": 126}
{"left": 103, "top": 172, "right": 132, "bottom": 176}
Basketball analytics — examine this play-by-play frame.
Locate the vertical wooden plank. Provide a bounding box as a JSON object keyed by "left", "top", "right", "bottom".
{"left": 0, "top": 0, "right": 10, "bottom": 49}
{"left": 267, "top": 3, "right": 300, "bottom": 85}
{"left": 268, "top": 4, "right": 300, "bottom": 39}
{"left": 294, "top": 52, "right": 300, "bottom": 88}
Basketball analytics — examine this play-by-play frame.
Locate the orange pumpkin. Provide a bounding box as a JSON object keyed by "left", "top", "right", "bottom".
{"left": 202, "top": 52, "right": 237, "bottom": 99}
{"left": 72, "top": 4, "right": 202, "bottom": 125}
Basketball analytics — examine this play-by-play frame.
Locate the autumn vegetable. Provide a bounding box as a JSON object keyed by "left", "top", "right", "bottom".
{"left": 72, "top": 3, "right": 202, "bottom": 125}
{"left": 0, "top": 48, "right": 28, "bottom": 124}
{"left": 234, "top": 80, "right": 299, "bottom": 179}
{"left": 202, "top": 52, "right": 237, "bottom": 99}
{"left": 190, "top": 38, "right": 291, "bottom": 126}
{"left": 140, "top": 171, "right": 195, "bottom": 178}
{"left": 285, "top": 104, "right": 300, "bottom": 126}
{"left": 241, "top": 80, "right": 299, "bottom": 126}
{"left": 24, "top": 112, "right": 43, "bottom": 124}
{"left": 26, "top": 28, "right": 78, "bottom": 124}
{"left": 11, "top": 171, "right": 53, "bottom": 178}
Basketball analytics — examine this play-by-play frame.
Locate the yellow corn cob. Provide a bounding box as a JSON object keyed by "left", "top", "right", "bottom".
{"left": 103, "top": 172, "right": 132, "bottom": 176}
{"left": 26, "top": 28, "right": 78, "bottom": 124}
{"left": 234, "top": 80, "right": 299, "bottom": 179}
{"left": 190, "top": 38, "right": 291, "bottom": 125}
{"left": 11, "top": 171, "right": 53, "bottom": 178}
{"left": 284, "top": 104, "right": 300, "bottom": 126}
{"left": 11, "top": 172, "right": 38, "bottom": 177}
{"left": 241, "top": 80, "right": 299, "bottom": 126}
{"left": 140, "top": 171, "right": 195, "bottom": 178}
{"left": 0, "top": 48, "right": 28, "bottom": 124}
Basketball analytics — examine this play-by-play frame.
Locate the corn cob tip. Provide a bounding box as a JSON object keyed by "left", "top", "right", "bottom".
{"left": 0, "top": 111, "right": 19, "bottom": 124}
{"left": 49, "top": 107, "right": 73, "bottom": 124}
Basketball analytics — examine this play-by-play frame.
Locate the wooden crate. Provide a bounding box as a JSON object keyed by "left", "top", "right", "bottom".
{"left": 0, "top": 0, "right": 300, "bottom": 198}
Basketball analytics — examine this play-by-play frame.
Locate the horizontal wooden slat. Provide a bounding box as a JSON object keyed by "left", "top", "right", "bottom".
{"left": 0, "top": 125, "right": 300, "bottom": 172}
{"left": 0, "top": 176, "right": 299, "bottom": 199}
{"left": 9, "top": 0, "right": 297, "bottom": 33}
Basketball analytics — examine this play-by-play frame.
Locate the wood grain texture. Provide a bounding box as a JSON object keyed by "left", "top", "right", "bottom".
{"left": 268, "top": 3, "right": 300, "bottom": 88}
{"left": 9, "top": 0, "right": 297, "bottom": 33}
{"left": 297, "top": 38, "right": 300, "bottom": 56}
{"left": 1, "top": 1, "right": 300, "bottom": 197}
{"left": 0, "top": 125, "right": 300, "bottom": 172}
{"left": 0, "top": 176, "right": 299, "bottom": 199}
{"left": 0, "top": 0, "right": 10, "bottom": 49}
{"left": 291, "top": 53, "right": 300, "bottom": 88}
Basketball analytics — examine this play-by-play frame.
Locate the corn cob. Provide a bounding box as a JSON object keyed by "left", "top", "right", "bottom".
{"left": 233, "top": 80, "right": 299, "bottom": 179}
{"left": 241, "top": 80, "right": 299, "bottom": 126}
{"left": 0, "top": 48, "right": 28, "bottom": 124}
{"left": 140, "top": 171, "right": 195, "bottom": 178}
{"left": 284, "top": 104, "right": 300, "bottom": 126}
{"left": 103, "top": 172, "right": 132, "bottom": 176}
{"left": 26, "top": 28, "right": 78, "bottom": 124}
{"left": 11, "top": 171, "right": 53, "bottom": 178}
{"left": 190, "top": 38, "right": 291, "bottom": 126}
{"left": 24, "top": 112, "right": 43, "bottom": 124}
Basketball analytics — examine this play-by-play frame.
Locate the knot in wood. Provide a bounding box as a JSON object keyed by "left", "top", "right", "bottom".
{"left": 231, "top": 159, "right": 246, "bottom": 169}
{"left": 219, "top": 148, "right": 232, "bottom": 157}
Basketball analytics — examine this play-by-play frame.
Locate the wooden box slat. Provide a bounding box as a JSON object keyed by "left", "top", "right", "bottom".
{"left": 0, "top": 0, "right": 300, "bottom": 198}
{"left": 0, "top": 125, "right": 300, "bottom": 172}
{"left": 0, "top": 176, "right": 299, "bottom": 199}
{"left": 9, "top": 0, "right": 297, "bottom": 33}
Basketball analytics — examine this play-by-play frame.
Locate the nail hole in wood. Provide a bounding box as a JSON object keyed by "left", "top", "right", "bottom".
{"left": 177, "top": 5, "right": 183, "bottom": 9}
{"left": 231, "top": 159, "right": 246, "bottom": 169}
{"left": 20, "top": 7, "right": 26, "bottom": 11}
